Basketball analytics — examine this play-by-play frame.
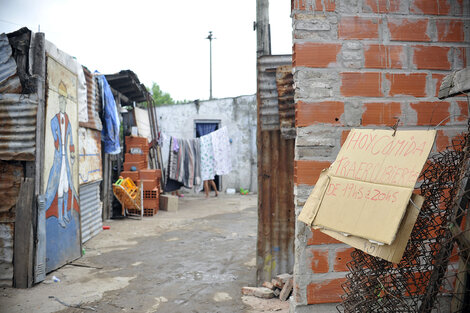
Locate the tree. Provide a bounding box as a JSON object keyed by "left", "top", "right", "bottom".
{"left": 149, "top": 82, "right": 175, "bottom": 106}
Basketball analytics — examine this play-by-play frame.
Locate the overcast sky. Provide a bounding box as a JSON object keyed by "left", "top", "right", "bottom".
{"left": 0, "top": 0, "right": 292, "bottom": 102}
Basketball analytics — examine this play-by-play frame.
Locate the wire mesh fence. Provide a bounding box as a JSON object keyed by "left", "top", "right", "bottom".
{"left": 339, "top": 125, "right": 470, "bottom": 313}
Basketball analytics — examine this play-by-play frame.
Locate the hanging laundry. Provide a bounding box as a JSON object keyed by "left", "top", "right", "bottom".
{"left": 165, "top": 137, "right": 201, "bottom": 190}
{"left": 211, "top": 127, "right": 232, "bottom": 175}
{"left": 192, "top": 138, "right": 202, "bottom": 189}
{"left": 200, "top": 134, "right": 215, "bottom": 181}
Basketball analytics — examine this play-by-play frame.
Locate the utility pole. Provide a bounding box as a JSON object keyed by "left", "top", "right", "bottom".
{"left": 255, "top": 0, "right": 270, "bottom": 58}
{"left": 206, "top": 31, "right": 215, "bottom": 100}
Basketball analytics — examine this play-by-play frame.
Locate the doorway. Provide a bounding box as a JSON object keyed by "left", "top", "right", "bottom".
{"left": 195, "top": 121, "right": 221, "bottom": 191}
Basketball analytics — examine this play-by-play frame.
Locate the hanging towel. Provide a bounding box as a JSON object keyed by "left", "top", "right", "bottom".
{"left": 200, "top": 134, "right": 215, "bottom": 181}
{"left": 192, "top": 138, "right": 202, "bottom": 189}
{"left": 211, "top": 127, "right": 232, "bottom": 176}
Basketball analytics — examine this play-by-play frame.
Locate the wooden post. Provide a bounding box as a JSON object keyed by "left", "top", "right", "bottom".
{"left": 256, "top": 0, "right": 270, "bottom": 58}
{"left": 13, "top": 178, "right": 35, "bottom": 288}
{"left": 31, "top": 32, "right": 46, "bottom": 285}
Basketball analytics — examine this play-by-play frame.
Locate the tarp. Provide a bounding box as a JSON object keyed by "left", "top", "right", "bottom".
{"left": 97, "top": 75, "right": 121, "bottom": 154}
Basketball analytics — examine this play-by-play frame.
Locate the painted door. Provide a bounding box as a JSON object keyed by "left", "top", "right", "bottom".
{"left": 43, "top": 56, "right": 81, "bottom": 273}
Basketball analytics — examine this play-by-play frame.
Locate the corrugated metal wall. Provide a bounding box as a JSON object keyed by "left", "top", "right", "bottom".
{"left": 79, "top": 181, "right": 102, "bottom": 243}
{"left": 79, "top": 67, "right": 103, "bottom": 244}
{"left": 0, "top": 94, "right": 38, "bottom": 161}
{"left": 256, "top": 55, "right": 295, "bottom": 284}
{"left": 0, "top": 161, "right": 23, "bottom": 287}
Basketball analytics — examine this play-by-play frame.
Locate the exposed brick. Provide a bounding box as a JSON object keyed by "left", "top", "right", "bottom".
{"left": 293, "top": 43, "right": 341, "bottom": 68}
{"left": 432, "top": 73, "right": 446, "bottom": 97}
{"left": 339, "top": 16, "right": 380, "bottom": 40}
{"left": 386, "top": 73, "right": 427, "bottom": 97}
{"left": 362, "top": 102, "right": 402, "bottom": 126}
{"left": 413, "top": 45, "right": 451, "bottom": 70}
{"left": 436, "top": 130, "right": 450, "bottom": 152}
{"left": 364, "top": 44, "right": 406, "bottom": 69}
{"left": 363, "top": 0, "right": 401, "bottom": 13}
{"left": 315, "top": 0, "right": 335, "bottom": 11}
{"left": 308, "top": 229, "right": 342, "bottom": 245}
{"left": 457, "top": 100, "right": 469, "bottom": 122}
{"left": 296, "top": 101, "right": 344, "bottom": 127}
{"left": 409, "top": 101, "right": 450, "bottom": 126}
{"left": 310, "top": 249, "right": 329, "bottom": 273}
{"left": 293, "top": 0, "right": 308, "bottom": 11}
{"left": 410, "top": 0, "right": 451, "bottom": 15}
{"left": 333, "top": 247, "right": 355, "bottom": 272}
{"left": 436, "top": 19, "right": 465, "bottom": 42}
{"left": 341, "top": 72, "right": 383, "bottom": 97}
{"left": 340, "top": 130, "right": 351, "bottom": 147}
{"left": 307, "top": 278, "right": 346, "bottom": 304}
{"left": 294, "top": 160, "right": 331, "bottom": 186}
{"left": 388, "top": 18, "right": 430, "bottom": 42}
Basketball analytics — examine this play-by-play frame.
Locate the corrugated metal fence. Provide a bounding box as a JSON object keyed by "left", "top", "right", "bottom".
{"left": 0, "top": 94, "right": 38, "bottom": 161}
{"left": 256, "top": 55, "right": 295, "bottom": 284}
{"left": 79, "top": 181, "right": 102, "bottom": 243}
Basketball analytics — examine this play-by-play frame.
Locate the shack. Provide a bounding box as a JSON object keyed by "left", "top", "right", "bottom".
{"left": 0, "top": 27, "right": 154, "bottom": 288}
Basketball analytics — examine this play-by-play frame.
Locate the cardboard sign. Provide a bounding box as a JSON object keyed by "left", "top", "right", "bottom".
{"left": 322, "top": 193, "right": 424, "bottom": 263}
{"left": 299, "top": 129, "right": 436, "bottom": 244}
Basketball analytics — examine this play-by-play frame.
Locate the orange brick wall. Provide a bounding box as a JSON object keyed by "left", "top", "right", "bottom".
{"left": 292, "top": 0, "right": 469, "bottom": 310}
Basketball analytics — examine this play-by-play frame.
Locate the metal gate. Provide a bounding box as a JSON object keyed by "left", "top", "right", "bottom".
{"left": 79, "top": 181, "right": 102, "bottom": 243}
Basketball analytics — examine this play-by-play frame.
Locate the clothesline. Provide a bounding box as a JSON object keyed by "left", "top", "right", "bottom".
{"left": 163, "top": 127, "right": 232, "bottom": 192}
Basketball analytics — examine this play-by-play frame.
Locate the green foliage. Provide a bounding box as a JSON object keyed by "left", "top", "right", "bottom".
{"left": 137, "top": 82, "right": 189, "bottom": 108}
{"left": 149, "top": 82, "right": 175, "bottom": 106}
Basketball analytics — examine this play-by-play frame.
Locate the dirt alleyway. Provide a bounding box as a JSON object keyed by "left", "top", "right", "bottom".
{"left": 1, "top": 194, "right": 289, "bottom": 313}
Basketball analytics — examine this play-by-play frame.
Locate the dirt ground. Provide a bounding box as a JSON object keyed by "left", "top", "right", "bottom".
{"left": 0, "top": 193, "right": 290, "bottom": 313}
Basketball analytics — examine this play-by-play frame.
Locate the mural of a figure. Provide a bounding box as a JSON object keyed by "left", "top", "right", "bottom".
{"left": 44, "top": 81, "right": 79, "bottom": 227}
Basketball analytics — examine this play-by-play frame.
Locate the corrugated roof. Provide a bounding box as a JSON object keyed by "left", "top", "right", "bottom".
{"left": 104, "top": 70, "right": 148, "bottom": 103}
{"left": 257, "top": 55, "right": 292, "bottom": 131}
{"left": 0, "top": 33, "right": 21, "bottom": 94}
{"left": 0, "top": 94, "right": 38, "bottom": 161}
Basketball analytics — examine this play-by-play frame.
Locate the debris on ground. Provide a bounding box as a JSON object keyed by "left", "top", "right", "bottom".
{"left": 242, "top": 273, "right": 293, "bottom": 301}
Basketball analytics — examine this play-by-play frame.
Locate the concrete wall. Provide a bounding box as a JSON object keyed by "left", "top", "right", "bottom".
{"left": 291, "top": 0, "right": 469, "bottom": 311}
{"left": 155, "top": 95, "right": 257, "bottom": 193}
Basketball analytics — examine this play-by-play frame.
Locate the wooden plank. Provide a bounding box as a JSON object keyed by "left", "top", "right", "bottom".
{"left": 438, "top": 67, "right": 470, "bottom": 99}
{"left": 32, "top": 32, "right": 46, "bottom": 285}
{"left": 13, "top": 178, "right": 35, "bottom": 288}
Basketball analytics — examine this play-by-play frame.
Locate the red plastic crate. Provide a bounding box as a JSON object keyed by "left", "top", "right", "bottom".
{"left": 136, "top": 179, "right": 158, "bottom": 190}
{"left": 125, "top": 153, "right": 148, "bottom": 164}
{"left": 139, "top": 169, "right": 159, "bottom": 180}
{"left": 125, "top": 136, "right": 148, "bottom": 147}
{"left": 123, "top": 161, "right": 146, "bottom": 171}
{"left": 120, "top": 171, "right": 139, "bottom": 182}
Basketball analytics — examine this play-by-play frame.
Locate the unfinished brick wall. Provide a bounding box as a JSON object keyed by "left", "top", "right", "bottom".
{"left": 291, "top": 0, "right": 469, "bottom": 311}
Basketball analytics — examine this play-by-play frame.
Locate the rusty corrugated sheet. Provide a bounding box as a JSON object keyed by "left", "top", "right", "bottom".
{"left": 0, "top": 94, "right": 38, "bottom": 161}
{"left": 0, "top": 33, "right": 22, "bottom": 94}
{"left": 0, "top": 161, "right": 23, "bottom": 287}
{"left": 257, "top": 55, "right": 292, "bottom": 131}
{"left": 79, "top": 67, "right": 102, "bottom": 130}
{"left": 257, "top": 55, "right": 295, "bottom": 284}
{"left": 79, "top": 127, "right": 102, "bottom": 185}
{"left": 276, "top": 65, "right": 295, "bottom": 139}
{"left": 0, "top": 222, "right": 14, "bottom": 287}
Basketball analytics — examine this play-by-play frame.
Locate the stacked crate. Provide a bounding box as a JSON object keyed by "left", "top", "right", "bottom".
{"left": 137, "top": 169, "right": 161, "bottom": 216}
{"left": 120, "top": 136, "right": 161, "bottom": 216}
